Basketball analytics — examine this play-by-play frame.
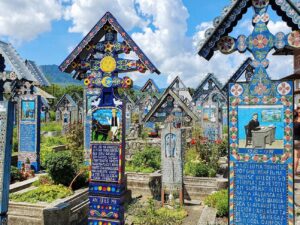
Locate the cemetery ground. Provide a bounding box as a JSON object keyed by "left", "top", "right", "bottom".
{"left": 8, "top": 114, "right": 229, "bottom": 225}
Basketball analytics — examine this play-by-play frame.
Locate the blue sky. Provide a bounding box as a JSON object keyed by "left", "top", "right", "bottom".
{"left": 0, "top": 0, "right": 294, "bottom": 88}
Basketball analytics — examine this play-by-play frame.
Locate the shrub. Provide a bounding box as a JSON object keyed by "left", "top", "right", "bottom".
{"left": 66, "top": 123, "right": 84, "bottom": 166}
{"left": 49, "top": 110, "right": 56, "bottom": 121}
{"left": 11, "top": 166, "right": 22, "bottom": 183}
{"left": 184, "top": 161, "right": 209, "bottom": 177}
{"left": 10, "top": 185, "right": 73, "bottom": 203}
{"left": 204, "top": 189, "right": 228, "bottom": 217}
{"left": 130, "top": 146, "right": 161, "bottom": 171}
{"left": 44, "top": 151, "right": 76, "bottom": 186}
{"left": 40, "top": 136, "right": 67, "bottom": 168}
{"left": 208, "top": 168, "right": 217, "bottom": 177}
{"left": 33, "top": 175, "right": 54, "bottom": 187}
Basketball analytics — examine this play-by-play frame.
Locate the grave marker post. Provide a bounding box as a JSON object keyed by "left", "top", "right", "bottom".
{"left": 161, "top": 106, "right": 184, "bottom": 206}
{"left": 59, "top": 12, "right": 159, "bottom": 224}
{"left": 17, "top": 94, "right": 41, "bottom": 172}
{"left": 197, "top": 0, "right": 300, "bottom": 224}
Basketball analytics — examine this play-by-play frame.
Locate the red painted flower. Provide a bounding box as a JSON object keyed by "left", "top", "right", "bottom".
{"left": 288, "top": 31, "right": 300, "bottom": 48}
{"left": 253, "top": 34, "right": 268, "bottom": 49}
{"left": 190, "top": 138, "right": 196, "bottom": 145}
{"left": 254, "top": 83, "right": 267, "bottom": 95}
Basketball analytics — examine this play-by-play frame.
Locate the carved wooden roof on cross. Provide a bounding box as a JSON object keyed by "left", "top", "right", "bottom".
{"left": 199, "top": 0, "right": 300, "bottom": 97}
{"left": 59, "top": 12, "right": 159, "bottom": 91}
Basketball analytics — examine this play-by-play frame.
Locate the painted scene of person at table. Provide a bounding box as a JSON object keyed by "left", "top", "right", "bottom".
{"left": 91, "top": 107, "right": 122, "bottom": 142}
{"left": 237, "top": 105, "right": 284, "bottom": 149}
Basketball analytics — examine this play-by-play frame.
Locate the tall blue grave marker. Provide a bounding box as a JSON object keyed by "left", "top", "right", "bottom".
{"left": 59, "top": 12, "right": 159, "bottom": 224}
{"left": 18, "top": 95, "right": 41, "bottom": 171}
{"left": 0, "top": 101, "right": 14, "bottom": 224}
{"left": 0, "top": 41, "right": 38, "bottom": 224}
{"left": 198, "top": 0, "right": 300, "bottom": 224}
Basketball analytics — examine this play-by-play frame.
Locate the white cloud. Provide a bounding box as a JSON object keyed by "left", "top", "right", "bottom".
{"left": 64, "top": 0, "right": 147, "bottom": 35}
{"left": 268, "top": 20, "right": 291, "bottom": 34}
{"left": 64, "top": 0, "right": 294, "bottom": 88}
{"left": 0, "top": 0, "right": 62, "bottom": 42}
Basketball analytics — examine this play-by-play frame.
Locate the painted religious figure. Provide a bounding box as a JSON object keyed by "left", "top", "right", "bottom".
{"left": 21, "top": 100, "right": 35, "bottom": 121}
{"left": 92, "top": 107, "right": 121, "bottom": 142}
{"left": 165, "top": 133, "right": 176, "bottom": 158}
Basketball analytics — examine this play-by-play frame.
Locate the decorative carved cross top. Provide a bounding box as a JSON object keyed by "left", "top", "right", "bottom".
{"left": 77, "top": 24, "right": 147, "bottom": 90}
{"left": 217, "top": 0, "right": 300, "bottom": 96}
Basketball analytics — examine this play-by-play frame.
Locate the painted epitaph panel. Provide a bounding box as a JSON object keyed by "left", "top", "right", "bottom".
{"left": 18, "top": 95, "right": 41, "bottom": 171}
{"left": 229, "top": 81, "right": 294, "bottom": 224}
{"left": 161, "top": 123, "right": 183, "bottom": 197}
{"left": 0, "top": 101, "right": 14, "bottom": 224}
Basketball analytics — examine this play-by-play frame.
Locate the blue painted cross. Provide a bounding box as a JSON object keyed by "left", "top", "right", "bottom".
{"left": 216, "top": 0, "right": 300, "bottom": 96}
{"left": 73, "top": 24, "right": 147, "bottom": 89}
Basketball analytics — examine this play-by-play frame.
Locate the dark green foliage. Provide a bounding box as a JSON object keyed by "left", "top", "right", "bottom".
{"left": 44, "top": 152, "right": 76, "bottom": 186}
{"left": 204, "top": 189, "right": 228, "bottom": 217}
{"left": 66, "top": 123, "right": 84, "bottom": 166}
{"left": 10, "top": 166, "right": 22, "bottom": 183}
{"left": 184, "top": 161, "right": 212, "bottom": 177}
{"left": 130, "top": 146, "right": 161, "bottom": 172}
{"left": 41, "top": 84, "right": 83, "bottom": 107}
{"left": 10, "top": 185, "right": 73, "bottom": 203}
{"left": 49, "top": 110, "right": 56, "bottom": 121}
{"left": 40, "top": 136, "right": 67, "bottom": 169}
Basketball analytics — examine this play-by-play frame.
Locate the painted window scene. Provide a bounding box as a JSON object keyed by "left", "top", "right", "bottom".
{"left": 238, "top": 105, "right": 284, "bottom": 149}
{"left": 21, "top": 100, "right": 35, "bottom": 121}
{"left": 92, "top": 108, "right": 122, "bottom": 142}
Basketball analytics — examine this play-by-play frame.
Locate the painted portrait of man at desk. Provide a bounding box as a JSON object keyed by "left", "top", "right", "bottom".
{"left": 238, "top": 105, "right": 284, "bottom": 149}
{"left": 247, "top": 113, "right": 260, "bottom": 138}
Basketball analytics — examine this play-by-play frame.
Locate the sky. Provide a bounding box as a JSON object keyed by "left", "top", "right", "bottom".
{"left": 0, "top": 0, "right": 294, "bottom": 88}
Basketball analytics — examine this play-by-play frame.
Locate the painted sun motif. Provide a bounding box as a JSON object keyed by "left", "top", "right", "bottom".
{"left": 100, "top": 56, "right": 117, "bottom": 73}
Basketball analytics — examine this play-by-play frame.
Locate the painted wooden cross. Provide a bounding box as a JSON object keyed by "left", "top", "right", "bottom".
{"left": 216, "top": 0, "right": 300, "bottom": 94}
{"left": 198, "top": 1, "right": 300, "bottom": 224}
{"left": 59, "top": 12, "right": 159, "bottom": 225}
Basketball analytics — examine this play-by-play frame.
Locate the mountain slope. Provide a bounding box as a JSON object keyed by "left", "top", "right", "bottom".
{"left": 40, "top": 65, "right": 82, "bottom": 86}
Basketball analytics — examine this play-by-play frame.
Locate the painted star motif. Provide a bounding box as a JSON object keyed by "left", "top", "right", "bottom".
{"left": 104, "top": 42, "right": 114, "bottom": 52}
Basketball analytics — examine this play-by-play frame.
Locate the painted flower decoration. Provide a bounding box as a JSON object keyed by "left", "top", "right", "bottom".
{"left": 217, "top": 36, "right": 235, "bottom": 54}
{"left": 288, "top": 31, "right": 300, "bottom": 48}
{"left": 84, "top": 78, "right": 90, "bottom": 86}
{"left": 254, "top": 82, "right": 267, "bottom": 95}
{"left": 253, "top": 34, "right": 268, "bottom": 49}
{"left": 277, "top": 82, "right": 291, "bottom": 96}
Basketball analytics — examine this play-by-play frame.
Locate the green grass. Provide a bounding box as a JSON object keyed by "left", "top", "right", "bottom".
{"left": 41, "top": 121, "right": 62, "bottom": 132}
{"left": 10, "top": 185, "right": 73, "bottom": 203}
{"left": 204, "top": 189, "right": 228, "bottom": 217}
